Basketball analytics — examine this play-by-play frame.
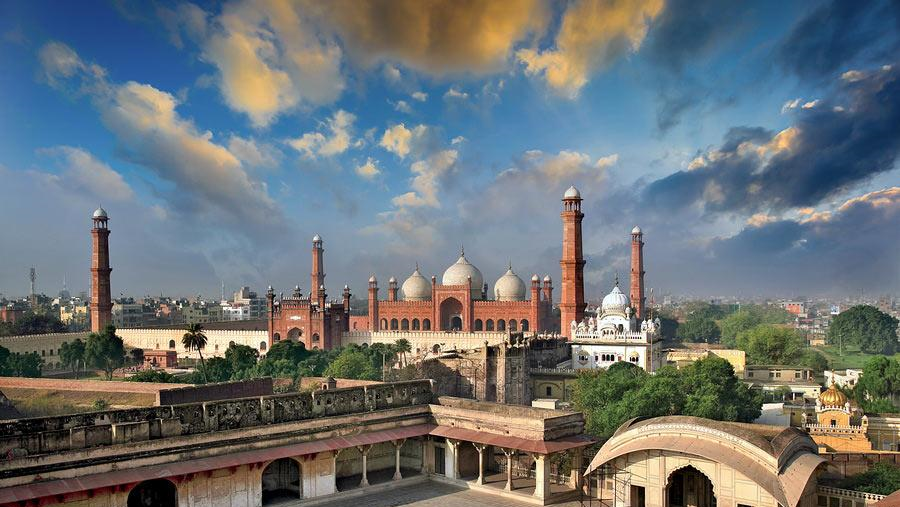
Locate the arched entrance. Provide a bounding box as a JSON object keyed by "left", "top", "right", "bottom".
{"left": 439, "top": 297, "right": 463, "bottom": 331}
{"left": 666, "top": 466, "right": 715, "bottom": 507}
{"left": 127, "top": 479, "right": 177, "bottom": 507}
{"left": 262, "top": 458, "right": 301, "bottom": 504}
{"left": 287, "top": 328, "right": 302, "bottom": 342}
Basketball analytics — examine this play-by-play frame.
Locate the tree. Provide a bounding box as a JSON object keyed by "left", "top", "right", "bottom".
{"left": 182, "top": 323, "right": 209, "bottom": 383}
{"left": 735, "top": 325, "right": 806, "bottom": 365}
{"left": 679, "top": 356, "right": 762, "bottom": 422}
{"left": 59, "top": 339, "right": 86, "bottom": 379}
{"left": 85, "top": 325, "right": 125, "bottom": 380}
{"left": 838, "top": 462, "right": 900, "bottom": 495}
{"left": 202, "top": 357, "right": 233, "bottom": 383}
{"left": 0, "top": 345, "right": 9, "bottom": 375}
{"left": 655, "top": 312, "right": 679, "bottom": 342}
{"left": 225, "top": 344, "right": 259, "bottom": 376}
{"left": 828, "top": 305, "right": 899, "bottom": 355}
{"left": 128, "top": 369, "right": 178, "bottom": 383}
{"left": 7, "top": 352, "right": 43, "bottom": 377}
{"left": 12, "top": 313, "right": 68, "bottom": 335}
{"left": 265, "top": 340, "right": 309, "bottom": 364}
{"left": 324, "top": 348, "right": 380, "bottom": 381}
{"left": 129, "top": 348, "right": 144, "bottom": 366}
{"left": 394, "top": 339, "right": 412, "bottom": 367}
{"left": 854, "top": 356, "right": 900, "bottom": 412}
{"left": 676, "top": 316, "right": 721, "bottom": 343}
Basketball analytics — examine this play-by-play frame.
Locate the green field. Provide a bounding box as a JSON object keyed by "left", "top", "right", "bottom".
{"left": 813, "top": 344, "right": 900, "bottom": 369}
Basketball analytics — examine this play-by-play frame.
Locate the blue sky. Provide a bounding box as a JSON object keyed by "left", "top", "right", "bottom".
{"left": 0, "top": 0, "right": 898, "bottom": 301}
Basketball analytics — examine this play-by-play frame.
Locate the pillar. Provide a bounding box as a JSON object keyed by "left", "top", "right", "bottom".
{"left": 90, "top": 207, "right": 112, "bottom": 332}
{"left": 423, "top": 437, "right": 434, "bottom": 474}
{"left": 446, "top": 439, "right": 460, "bottom": 480}
{"left": 630, "top": 226, "right": 645, "bottom": 320}
{"left": 503, "top": 448, "right": 516, "bottom": 491}
{"left": 473, "top": 443, "right": 487, "bottom": 485}
{"left": 559, "top": 187, "right": 585, "bottom": 338}
{"left": 393, "top": 439, "right": 405, "bottom": 480}
{"left": 534, "top": 453, "right": 551, "bottom": 500}
{"left": 358, "top": 445, "right": 370, "bottom": 487}
{"left": 570, "top": 447, "right": 585, "bottom": 491}
{"left": 311, "top": 234, "right": 325, "bottom": 307}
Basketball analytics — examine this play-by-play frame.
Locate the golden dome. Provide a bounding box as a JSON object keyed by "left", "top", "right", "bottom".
{"left": 820, "top": 384, "right": 848, "bottom": 407}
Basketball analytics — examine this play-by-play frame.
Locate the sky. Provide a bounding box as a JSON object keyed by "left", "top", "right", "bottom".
{"left": 0, "top": 0, "right": 898, "bottom": 301}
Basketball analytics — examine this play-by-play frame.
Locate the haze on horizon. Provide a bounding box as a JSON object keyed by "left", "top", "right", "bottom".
{"left": 0, "top": 0, "right": 898, "bottom": 301}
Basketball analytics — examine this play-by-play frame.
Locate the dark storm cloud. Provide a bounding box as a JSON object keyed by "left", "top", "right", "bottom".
{"left": 642, "top": 64, "right": 900, "bottom": 215}
{"left": 778, "top": 0, "right": 900, "bottom": 82}
{"left": 641, "top": 0, "right": 752, "bottom": 132}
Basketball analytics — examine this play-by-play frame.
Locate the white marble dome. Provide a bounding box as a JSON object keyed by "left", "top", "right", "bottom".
{"left": 494, "top": 265, "right": 526, "bottom": 301}
{"left": 93, "top": 206, "right": 108, "bottom": 218}
{"left": 601, "top": 283, "right": 629, "bottom": 315}
{"left": 402, "top": 267, "right": 431, "bottom": 301}
{"left": 631, "top": 225, "right": 642, "bottom": 234}
{"left": 564, "top": 185, "right": 581, "bottom": 199}
{"left": 442, "top": 251, "right": 484, "bottom": 299}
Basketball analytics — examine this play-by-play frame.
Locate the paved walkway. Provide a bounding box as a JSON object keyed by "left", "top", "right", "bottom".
{"left": 298, "top": 480, "right": 588, "bottom": 507}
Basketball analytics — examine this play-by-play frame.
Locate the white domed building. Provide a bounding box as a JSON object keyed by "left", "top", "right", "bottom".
{"left": 365, "top": 249, "right": 556, "bottom": 333}
{"left": 570, "top": 277, "right": 662, "bottom": 372}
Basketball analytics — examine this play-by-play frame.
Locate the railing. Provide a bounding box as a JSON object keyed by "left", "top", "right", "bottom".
{"left": 806, "top": 424, "right": 867, "bottom": 433}
{"left": 572, "top": 331, "right": 651, "bottom": 343}
{"left": 499, "top": 462, "right": 571, "bottom": 485}
{"left": 530, "top": 367, "right": 577, "bottom": 375}
{"left": 817, "top": 486, "right": 885, "bottom": 502}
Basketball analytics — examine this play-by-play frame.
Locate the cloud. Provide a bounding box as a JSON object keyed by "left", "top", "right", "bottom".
{"left": 391, "top": 149, "right": 458, "bottom": 209}
{"left": 392, "top": 100, "right": 413, "bottom": 114}
{"left": 37, "top": 146, "right": 134, "bottom": 201}
{"left": 39, "top": 41, "right": 282, "bottom": 236}
{"left": 312, "top": 0, "right": 548, "bottom": 75}
{"left": 287, "top": 109, "right": 359, "bottom": 158}
{"left": 642, "top": 64, "right": 900, "bottom": 215}
{"left": 451, "top": 136, "right": 466, "bottom": 145}
{"left": 778, "top": 0, "right": 900, "bottom": 82}
{"left": 379, "top": 123, "right": 428, "bottom": 159}
{"left": 411, "top": 91, "right": 427, "bottom": 102}
{"left": 184, "top": 0, "right": 344, "bottom": 126}
{"left": 443, "top": 86, "right": 469, "bottom": 101}
{"left": 517, "top": 0, "right": 664, "bottom": 97}
{"left": 355, "top": 157, "right": 381, "bottom": 180}
{"left": 228, "top": 135, "right": 281, "bottom": 168}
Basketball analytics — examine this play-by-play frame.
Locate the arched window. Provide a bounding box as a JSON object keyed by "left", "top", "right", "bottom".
{"left": 412, "top": 318, "right": 420, "bottom": 330}
{"left": 521, "top": 319, "right": 529, "bottom": 331}
{"left": 260, "top": 342, "right": 267, "bottom": 351}
{"left": 168, "top": 340, "right": 176, "bottom": 349}
{"left": 401, "top": 318, "right": 409, "bottom": 330}
{"left": 390, "top": 318, "right": 399, "bottom": 330}
{"left": 498, "top": 320, "right": 506, "bottom": 331}
{"left": 546, "top": 386, "right": 552, "bottom": 397}
{"left": 287, "top": 328, "right": 301, "bottom": 342}
{"left": 486, "top": 319, "right": 494, "bottom": 331}
{"left": 474, "top": 319, "right": 483, "bottom": 331}
{"left": 214, "top": 344, "right": 219, "bottom": 352}
{"left": 128, "top": 479, "right": 178, "bottom": 507}
{"left": 262, "top": 458, "right": 301, "bottom": 504}
{"left": 381, "top": 318, "right": 388, "bottom": 330}
{"left": 423, "top": 318, "right": 431, "bottom": 330}
{"left": 432, "top": 344, "right": 441, "bottom": 354}
{"left": 273, "top": 333, "right": 281, "bottom": 342}
{"left": 312, "top": 333, "right": 320, "bottom": 343}
{"left": 509, "top": 319, "right": 517, "bottom": 331}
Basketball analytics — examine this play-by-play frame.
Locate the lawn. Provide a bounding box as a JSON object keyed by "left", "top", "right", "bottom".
{"left": 813, "top": 344, "right": 900, "bottom": 369}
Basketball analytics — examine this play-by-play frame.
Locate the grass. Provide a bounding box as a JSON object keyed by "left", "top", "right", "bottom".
{"left": 4, "top": 388, "right": 157, "bottom": 417}
{"left": 813, "top": 344, "right": 900, "bottom": 369}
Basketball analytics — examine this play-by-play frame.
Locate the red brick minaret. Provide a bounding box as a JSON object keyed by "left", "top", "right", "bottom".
{"left": 311, "top": 234, "right": 325, "bottom": 307}
{"left": 90, "top": 207, "right": 112, "bottom": 332}
{"left": 630, "top": 226, "right": 645, "bottom": 320}
{"left": 560, "top": 186, "right": 585, "bottom": 337}
{"left": 368, "top": 276, "right": 379, "bottom": 331}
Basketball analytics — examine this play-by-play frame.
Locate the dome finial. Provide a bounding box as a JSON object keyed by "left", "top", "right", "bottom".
{"left": 460, "top": 244, "right": 465, "bottom": 257}
{"left": 508, "top": 259, "right": 512, "bottom": 270}
{"left": 415, "top": 261, "right": 419, "bottom": 271}
{"left": 614, "top": 272, "right": 619, "bottom": 287}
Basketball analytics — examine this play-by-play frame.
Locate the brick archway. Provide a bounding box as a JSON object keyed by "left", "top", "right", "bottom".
{"left": 439, "top": 297, "right": 463, "bottom": 331}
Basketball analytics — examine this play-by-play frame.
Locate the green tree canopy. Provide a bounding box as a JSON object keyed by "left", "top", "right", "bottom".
{"left": 676, "top": 316, "right": 721, "bottom": 343}
{"left": 225, "top": 344, "right": 259, "bottom": 374}
{"left": 324, "top": 348, "right": 380, "bottom": 381}
{"left": 573, "top": 357, "right": 761, "bottom": 439}
{"left": 838, "top": 462, "right": 900, "bottom": 495}
{"left": 182, "top": 323, "right": 209, "bottom": 383}
{"left": 736, "top": 325, "right": 805, "bottom": 364}
{"left": 828, "top": 305, "right": 899, "bottom": 355}
{"left": 85, "top": 325, "right": 125, "bottom": 380}
{"left": 854, "top": 356, "right": 900, "bottom": 412}
{"left": 203, "top": 357, "right": 234, "bottom": 383}
{"left": 127, "top": 369, "right": 178, "bottom": 383}
{"left": 10, "top": 313, "right": 68, "bottom": 335}
{"left": 265, "top": 340, "right": 310, "bottom": 364}
{"left": 7, "top": 352, "right": 43, "bottom": 377}
{"left": 59, "top": 339, "right": 86, "bottom": 379}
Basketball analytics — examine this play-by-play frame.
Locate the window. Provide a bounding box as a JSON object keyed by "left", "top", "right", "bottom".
{"left": 498, "top": 320, "right": 506, "bottom": 331}
{"left": 474, "top": 319, "right": 483, "bottom": 331}
{"left": 390, "top": 318, "right": 398, "bottom": 330}
{"left": 401, "top": 319, "right": 409, "bottom": 330}
{"left": 260, "top": 342, "right": 267, "bottom": 351}
{"left": 748, "top": 371, "right": 754, "bottom": 378}
{"left": 423, "top": 319, "right": 431, "bottom": 330}
{"left": 600, "top": 353, "right": 616, "bottom": 362}
{"left": 545, "top": 386, "right": 553, "bottom": 396}
{"left": 486, "top": 320, "right": 494, "bottom": 331}
{"left": 412, "top": 319, "right": 420, "bottom": 330}
{"left": 312, "top": 333, "right": 320, "bottom": 342}
{"left": 273, "top": 333, "right": 280, "bottom": 342}
{"left": 521, "top": 320, "right": 529, "bottom": 331}
{"left": 630, "top": 486, "right": 645, "bottom": 507}
{"left": 509, "top": 320, "right": 517, "bottom": 331}
{"left": 381, "top": 318, "right": 388, "bottom": 330}
{"left": 629, "top": 354, "right": 640, "bottom": 363}
{"left": 775, "top": 371, "right": 781, "bottom": 378}
{"left": 795, "top": 371, "right": 801, "bottom": 379}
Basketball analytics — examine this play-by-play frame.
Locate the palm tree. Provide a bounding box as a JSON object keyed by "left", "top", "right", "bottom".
{"left": 394, "top": 338, "right": 411, "bottom": 368}
{"left": 182, "top": 322, "right": 209, "bottom": 383}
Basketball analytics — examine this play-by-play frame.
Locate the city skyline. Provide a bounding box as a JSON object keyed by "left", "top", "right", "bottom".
{"left": 1, "top": 0, "right": 899, "bottom": 299}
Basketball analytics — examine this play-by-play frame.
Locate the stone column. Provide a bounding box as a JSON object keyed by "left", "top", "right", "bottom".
{"left": 423, "top": 437, "right": 434, "bottom": 474}
{"left": 446, "top": 439, "right": 460, "bottom": 480}
{"left": 570, "top": 447, "right": 584, "bottom": 490}
{"left": 358, "top": 445, "right": 371, "bottom": 488}
{"left": 533, "top": 453, "right": 551, "bottom": 500}
{"left": 393, "top": 439, "right": 406, "bottom": 481}
{"left": 502, "top": 448, "right": 516, "bottom": 491}
{"left": 473, "top": 443, "right": 487, "bottom": 485}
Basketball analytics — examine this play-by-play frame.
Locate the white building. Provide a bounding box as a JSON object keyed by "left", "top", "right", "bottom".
{"left": 825, "top": 368, "right": 863, "bottom": 389}
{"left": 570, "top": 280, "right": 663, "bottom": 372}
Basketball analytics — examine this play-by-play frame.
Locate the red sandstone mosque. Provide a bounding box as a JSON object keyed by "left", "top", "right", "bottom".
{"left": 261, "top": 185, "right": 648, "bottom": 350}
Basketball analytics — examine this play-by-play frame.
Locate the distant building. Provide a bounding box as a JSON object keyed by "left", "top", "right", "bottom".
{"left": 233, "top": 286, "right": 265, "bottom": 319}
{"left": 0, "top": 303, "right": 24, "bottom": 324}
{"left": 782, "top": 300, "right": 807, "bottom": 317}
{"left": 825, "top": 368, "right": 863, "bottom": 389}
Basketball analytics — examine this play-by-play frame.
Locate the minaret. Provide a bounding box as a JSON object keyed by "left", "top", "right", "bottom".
{"left": 90, "top": 207, "right": 112, "bottom": 332}
{"left": 560, "top": 186, "right": 586, "bottom": 337}
{"left": 311, "top": 234, "right": 325, "bottom": 306}
{"left": 368, "top": 276, "right": 379, "bottom": 331}
{"left": 630, "top": 226, "right": 645, "bottom": 320}
{"left": 388, "top": 277, "right": 398, "bottom": 302}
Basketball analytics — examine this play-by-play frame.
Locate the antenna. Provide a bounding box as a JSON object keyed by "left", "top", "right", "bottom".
{"left": 29, "top": 267, "right": 36, "bottom": 297}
